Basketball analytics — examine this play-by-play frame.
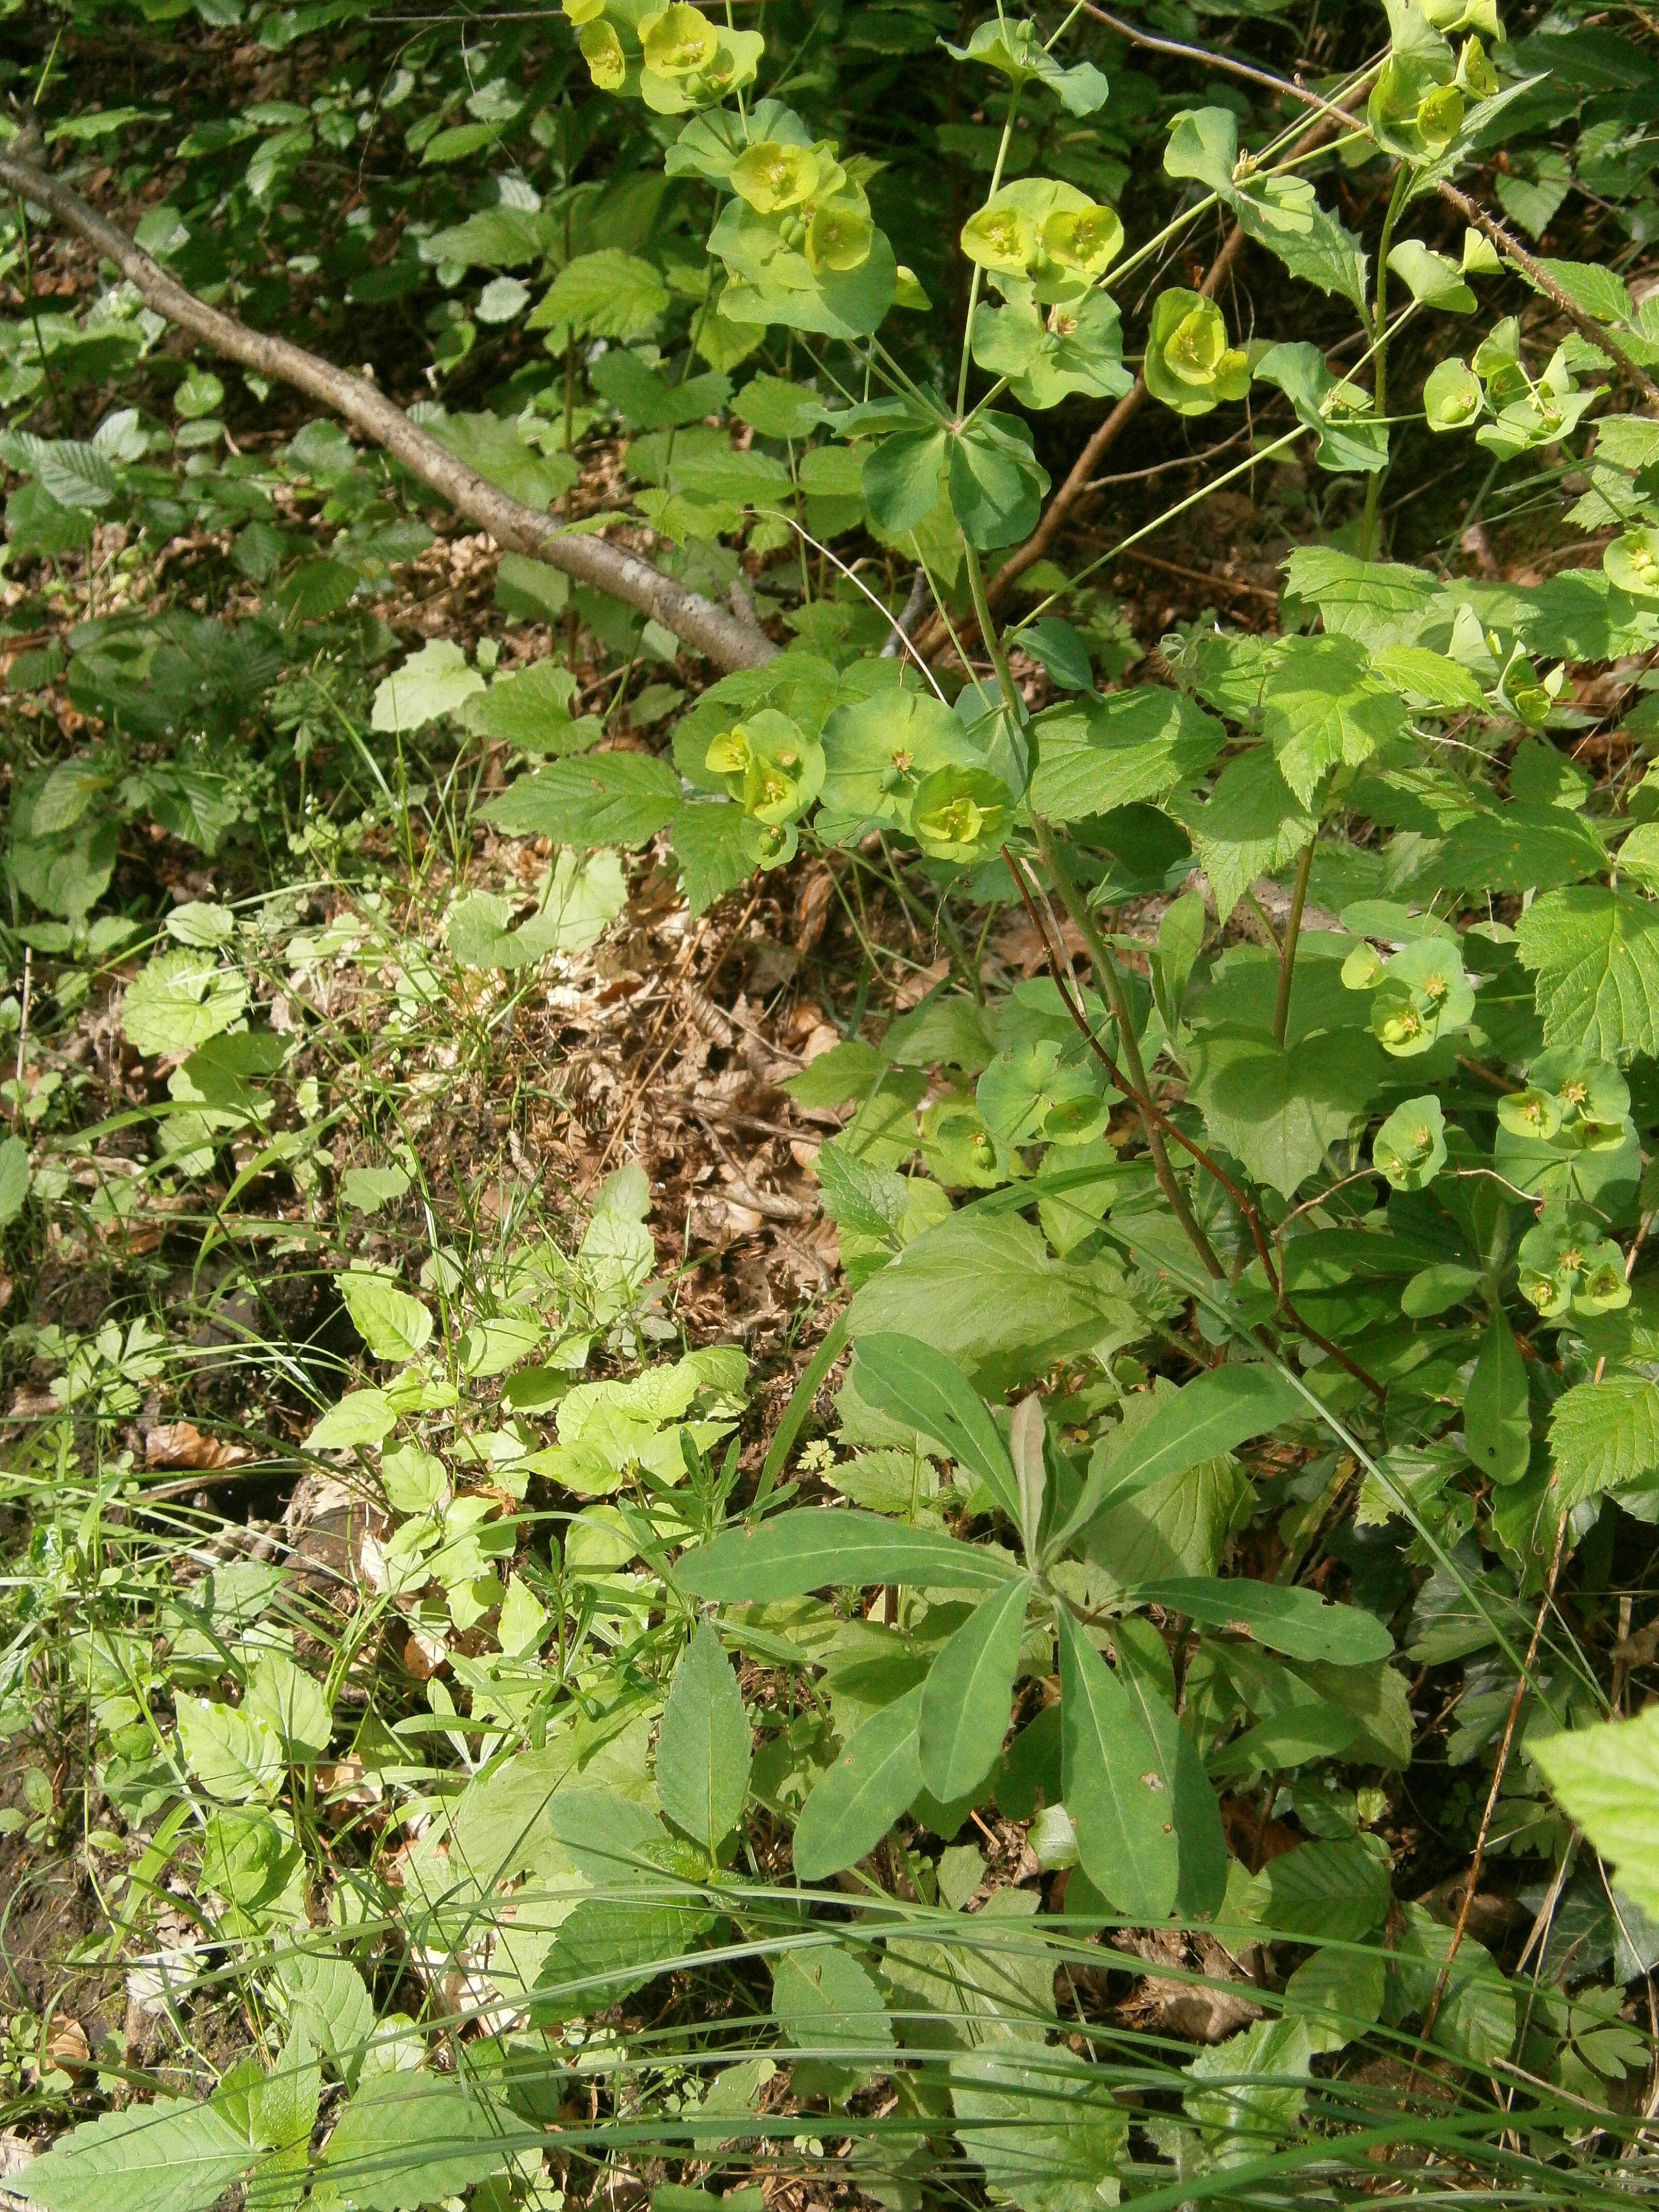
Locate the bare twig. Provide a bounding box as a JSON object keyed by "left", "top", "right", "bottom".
{"left": 0, "top": 148, "right": 775, "bottom": 675}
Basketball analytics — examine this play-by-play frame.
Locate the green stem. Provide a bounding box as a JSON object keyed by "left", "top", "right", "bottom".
{"left": 1272, "top": 839, "right": 1315, "bottom": 1048}
{"left": 1359, "top": 163, "right": 1410, "bottom": 562}
{"left": 964, "top": 542, "right": 1021, "bottom": 717}
{"left": 955, "top": 82, "right": 1022, "bottom": 417}
{"left": 1033, "top": 817, "right": 1224, "bottom": 1281}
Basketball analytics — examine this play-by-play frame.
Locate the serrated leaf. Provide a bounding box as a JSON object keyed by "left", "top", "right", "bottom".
{"left": 483, "top": 754, "right": 681, "bottom": 849}
{"left": 771, "top": 1942, "right": 894, "bottom": 2056}
{"left": 317, "top": 2074, "right": 507, "bottom": 2210}
{"left": 792, "top": 1683, "right": 923, "bottom": 1881}
{"left": 1244, "top": 1838, "right": 1391, "bottom": 1942}
{"left": 1029, "top": 689, "right": 1226, "bottom": 820}
{"left": 657, "top": 1620, "right": 751, "bottom": 1851}
{"left": 669, "top": 799, "right": 754, "bottom": 915}
{"left": 17, "top": 2095, "right": 259, "bottom": 2212}
{"left": 446, "top": 852, "right": 626, "bottom": 969}
{"left": 918, "top": 1573, "right": 1030, "bottom": 1802}
{"left": 1534, "top": 1705, "right": 1659, "bottom": 1918}
{"left": 337, "top": 1271, "right": 433, "bottom": 1362}
{"left": 1056, "top": 1607, "right": 1178, "bottom": 1921}
{"left": 535, "top": 250, "right": 669, "bottom": 338}
{"left": 1056, "top": 1363, "right": 1305, "bottom": 1551}
{"left": 852, "top": 1332, "right": 1022, "bottom": 1522}
{"left": 1134, "top": 1577, "right": 1393, "bottom": 1664}
{"left": 122, "top": 950, "right": 250, "bottom": 1058}
{"left": 1549, "top": 1373, "right": 1659, "bottom": 1512}
{"left": 1517, "top": 888, "right": 1659, "bottom": 1060}
{"left": 815, "top": 1144, "right": 908, "bottom": 1242}
{"left": 676, "top": 1508, "right": 1016, "bottom": 1599}
{"left": 1259, "top": 635, "right": 1406, "bottom": 802}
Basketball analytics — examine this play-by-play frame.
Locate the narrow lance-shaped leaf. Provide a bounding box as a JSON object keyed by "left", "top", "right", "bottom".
{"left": 676, "top": 1507, "right": 1017, "bottom": 1600}
{"left": 1052, "top": 1364, "right": 1306, "bottom": 1553}
{"left": 1115, "top": 1647, "right": 1228, "bottom": 1918}
{"left": 656, "top": 1620, "right": 752, "bottom": 1852}
{"left": 1055, "top": 1607, "right": 1179, "bottom": 1922}
{"left": 1465, "top": 1316, "right": 1532, "bottom": 1486}
{"left": 1132, "top": 1577, "right": 1393, "bottom": 1665}
{"left": 918, "top": 1573, "right": 1031, "bottom": 1803}
{"left": 793, "top": 1684, "right": 924, "bottom": 1882}
{"left": 854, "top": 1332, "right": 1023, "bottom": 1525}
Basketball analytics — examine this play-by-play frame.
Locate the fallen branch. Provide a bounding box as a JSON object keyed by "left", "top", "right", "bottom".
{"left": 0, "top": 142, "right": 777, "bottom": 675}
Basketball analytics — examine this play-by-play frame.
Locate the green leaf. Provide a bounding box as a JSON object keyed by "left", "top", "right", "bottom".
{"left": 247, "top": 1651, "right": 332, "bottom": 1756}
{"left": 317, "top": 2075, "right": 507, "bottom": 2211}
{"left": 845, "top": 1208, "right": 1134, "bottom": 1393}
{"left": 862, "top": 425, "right": 948, "bottom": 536}
{"left": 1167, "top": 746, "right": 1316, "bottom": 924}
{"left": 483, "top": 754, "right": 682, "bottom": 849}
{"left": 337, "top": 1270, "right": 433, "bottom": 1362}
{"left": 1387, "top": 238, "right": 1476, "bottom": 312}
{"left": 669, "top": 800, "right": 755, "bottom": 914}
{"left": 304, "top": 1389, "right": 397, "bottom": 1450}
{"left": 950, "top": 2050, "right": 1130, "bottom": 2212}
{"left": 274, "top": 1953, "right": 376, "bottom": 2082}
{"left": 1465, "top": 1318, "right": 1532, "bottom": 1486}
{"left": 176, "top": 1694, "right": 283, "bottom": 1801}
{"left": 948, "top": 411, "right": 1049, "bottom": 549}
{"left": 1533, "top": 1704, "right": 1659, "bottom": 1919}
{"left": 947, "top": 17, "right": 1109, "bottom": 113}
{"left": 369, "top": 640, "right": 484, "bottom": 734}
{"left": 1056, "top": 1607, "right": 1178, "bottom": 1921}
{"left": 17, "top": 2095, "right": 261, "bottom": 2212}
{"left": 676, "top": 1507, "right": 1016, "bottom": 1600}
{"left": 1245, "top": 1838, "right": 1391, "bottom": 1942}
{"left": 852, "top": 1332, "right": 1022, "bottom": 1522}
{"left": 1185, "top": 1024, "right": 1384, "bottom": 1199}
{"left": 1055, "top": 1364, "right": 1305, "bottom": 1552}
{"left": 0, "top": 1134, "right": 31, "bottom": 1227}
{"left": 535, "top": 250, "right": 670, "bottom": 338}
{"left": 1029, "top": 689, "right": 1226, "bottom": 820}
{"left": 792, "top": 1683, "right": 924, "bottom": 1880}
{"left": 460, "top": 659, "right": 591, "bottom": 754}
{"left": 446, "top": 852, "right": 626, "bottom": 969}
{"left": 771, "top": 1942, "right": 894, "bottom": 2056}
{"left": 918, "top": 1574, "right": 1031, "bottom": 1802}
{"left": 1259, "top": 635, "right": 1406, "bottom": 801}
{"left": 1133, "top": 1578, "right": 1393, "bottom": 1665}
{"left": 815, "top": 1143, "right": 908, "bottom": 1242}
{"left": 1113, "top": 1638, "right": 1228, "bottom": 1917}
{"left": 1255, "top": 343, "right": 1388, "bottom": 474}
{"left": 657, "top": 1621, "right": 752, "bottom": 1851}
{"left": 1437, "top": 806, "right": 1605, "bottom": 892}
{"left": 121, "top": 950, "right": 249, "bottom": 1057}
{"left": 1548, "top": 1373, "right": 1659, "bottom": 1512}
{"left": 1516, "top": 888, "right": 1659, "bottom": 1059}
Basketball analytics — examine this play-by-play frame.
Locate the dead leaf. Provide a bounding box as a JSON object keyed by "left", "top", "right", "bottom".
{"left": 145, "top": 1421, "right": 254, "bottom": 1472}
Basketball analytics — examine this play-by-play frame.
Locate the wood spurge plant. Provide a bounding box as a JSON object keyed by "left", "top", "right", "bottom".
{"left": 6, "top": 1, "right": 1659, "bottom": 2209}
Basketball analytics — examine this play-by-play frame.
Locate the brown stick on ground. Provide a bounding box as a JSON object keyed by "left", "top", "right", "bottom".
{"left": 0, "top": 144, "right": 777, "bottom": 676}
